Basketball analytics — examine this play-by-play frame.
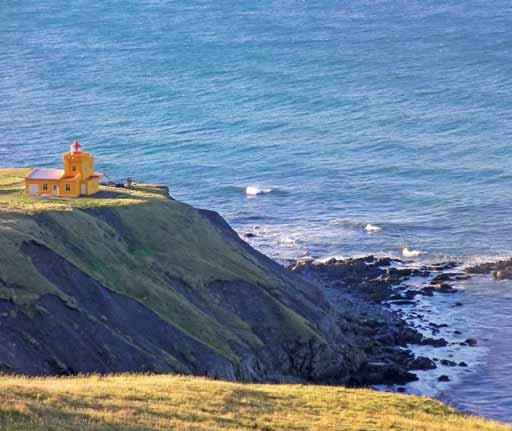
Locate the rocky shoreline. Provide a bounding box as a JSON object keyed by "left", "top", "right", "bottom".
{"left": 287, "top": 255, "right": 480, "bottom": 387}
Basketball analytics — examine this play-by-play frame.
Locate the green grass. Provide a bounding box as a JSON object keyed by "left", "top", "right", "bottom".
{"left": 0, "top": 374, "right": 508, "bottom": 431}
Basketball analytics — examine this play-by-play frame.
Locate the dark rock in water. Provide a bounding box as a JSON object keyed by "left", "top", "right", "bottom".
{"left": 453, "top": 274, "right": 471, "bottom": 281}
{"left": 459, "top": 362, "right": 468, "bottom": 367}
{"left": 440, "top": 284, "right": 458, "bottom": 293}
{"left": 421, "top": 337, "right": 448, "bottom": 348}
{"left": 377, "top": 257, "right": 392, "bottom": 266}
{"left": 465, "top": 338, "right": 478, "bottom": 346}
{"left": 396, "top": 386, "right": 406, "bottom": 393}
{"left": 429, "top": 322, "right": 449, "bottom": 329}
{"left": 419, "top": 287, "right": 434, "bottom": 296}
{"left": 431, "top": 273, "right": 453, "bottom": 283}
{"left": 454, "top": 330, "right": 462, "bottom": 335}
{"left": 429, "top": 262, "right": 459, "bottom": 271}
{"left": 244, "top": 233, "right": 256, "bottom": 238}
{"left": 438, "top": 375, "right": 450, "bottom": 382}
{"left": 431, "top": 283, "right": 458, "bottom": 293}
{"left": 454, "top": 302, "right": 463, "bottom": 307}
{"left": 409, "top": 356, "right": 437, "bottom": 370}
{"left": 440, "top": 359, "right": 457, "bottom": 367}
{"left": 360, "top": 362, "right": 419, "bottom": 385}
{"left": 403, "top": 290, "right": 423, "bottom": 299}
{"left": 390, "top": 300, "right": 416, "bottom": 305}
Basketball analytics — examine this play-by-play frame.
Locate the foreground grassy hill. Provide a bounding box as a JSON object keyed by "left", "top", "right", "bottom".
{"left": 0, "top": 374, "right": 508, "bottom": 431}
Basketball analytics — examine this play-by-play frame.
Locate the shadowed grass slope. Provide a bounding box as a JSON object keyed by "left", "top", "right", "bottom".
{"left": 0, "top": 374, "right": 509, "bottom": 431}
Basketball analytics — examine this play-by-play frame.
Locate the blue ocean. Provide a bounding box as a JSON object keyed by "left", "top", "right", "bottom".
{"left": 1, "top": 0, "right": 511, "bottom": 422}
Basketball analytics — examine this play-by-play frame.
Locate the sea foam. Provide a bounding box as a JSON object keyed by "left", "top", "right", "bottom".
{"left": 402, "top": 247, "right": 426, "bottom": 257}
{"left": 365, "top": 224, "right": 382, "bottom": 233}
{"left": 246, "top": 186, "right": 272, "bottom": 196}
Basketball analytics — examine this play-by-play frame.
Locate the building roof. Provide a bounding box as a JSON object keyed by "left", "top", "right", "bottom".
{"left": 25, "top": 168, "right": 65, "bottom": 181}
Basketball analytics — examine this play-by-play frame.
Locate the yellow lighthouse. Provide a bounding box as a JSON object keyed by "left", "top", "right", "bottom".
{"left": 25, "top": 141, "right": 103, "bottom": 197}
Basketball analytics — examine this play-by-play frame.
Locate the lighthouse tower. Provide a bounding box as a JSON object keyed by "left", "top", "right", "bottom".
{"left": 63, "top": 140, "right": 96, "bottom": 179}
{"left": 25, "top": 140, "right": 103, "bottom": 197}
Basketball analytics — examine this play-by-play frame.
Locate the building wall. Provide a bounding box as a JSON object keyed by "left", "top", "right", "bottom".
{"left": 25, "top": 180, "right": 59, "bottom": 196}
{"left": 85, "top": 177, "right": 100, "bottom": 195}
{"left": 25, "top": 179, "right": 80, "bottom": 197}
{"left": 59, "top": 180, "right": 80, "bottom": 197}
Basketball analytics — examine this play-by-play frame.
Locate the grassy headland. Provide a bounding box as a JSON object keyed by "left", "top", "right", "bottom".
{"left": 0, "top": 374, "right": 509, "bottom": 431}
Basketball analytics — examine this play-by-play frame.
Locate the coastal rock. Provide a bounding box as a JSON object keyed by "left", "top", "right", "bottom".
{"left": 428, "top": 262, "right": 459, "bottom": 271}
{"left": 390, "top": 300, "right": 416, "bottom": 305}
{"left": 288, "top": 256, "right": 467, "bottom": 385}
{"left": 358, "top": 362, "right": 419, "bottom": 385}
{"left": 431, "top": 273, "right": 453, "bottom": 283}
{"left": 465, "top": 338, "right": 478, "bottom": 346}
{"left": 429, "top": 323, "right": 449, "bottom": 329}
{"left": 288, "top": 256, "right": 441, "bottom": 384}
{"left": 419, "top": 287, "right": 435, "bottom": 296}
{"left": 431, "top": 283, "right": 458, "bottom": 293}
{"left": 421, "top": 337, "right": 449, "bottom": 348}
{"left": 409, "top": 356, "right": 437, "bottom": 370}
{"left": 438, "top": 375, "right": 450, "bottom": 382}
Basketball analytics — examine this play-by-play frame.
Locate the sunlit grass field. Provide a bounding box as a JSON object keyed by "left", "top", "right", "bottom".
{"left": 0, "top": 168, "right": 170, "bottom": 213}
{"left": 0, "top": 374, "right": 509, "bottom": 431}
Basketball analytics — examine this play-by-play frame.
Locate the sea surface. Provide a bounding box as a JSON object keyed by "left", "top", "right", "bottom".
{"left": 1, "top": 0, "right": 511, "bottom": 423}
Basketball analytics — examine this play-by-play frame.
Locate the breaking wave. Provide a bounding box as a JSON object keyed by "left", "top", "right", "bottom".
{"left": 402, "top": 247, "right": 426, "bottom": 257}
{"left": 246, "top": 186, "right": 273, "bottom": 196}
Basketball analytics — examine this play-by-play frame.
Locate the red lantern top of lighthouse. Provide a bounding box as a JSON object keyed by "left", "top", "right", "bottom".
{"left": 70, "top": 140, "right": 82, "bottom": 154}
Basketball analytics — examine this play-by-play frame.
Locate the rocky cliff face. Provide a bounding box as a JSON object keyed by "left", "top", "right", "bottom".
{"left": 0, "top": 169, "right": 425, "bottom": 384}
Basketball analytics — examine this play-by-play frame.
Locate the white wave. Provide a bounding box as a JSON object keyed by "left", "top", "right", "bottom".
{"left": 278, "top": 236, "right": 297, "bottom": 245}
{"left": 246, "top": 186, "right": 272, "bottom": 196}
{"left": 402, "top": 247, "right": 426, "bottom": 257}
{"left": 365, "top": 224, "right": 382, "bottom": 233}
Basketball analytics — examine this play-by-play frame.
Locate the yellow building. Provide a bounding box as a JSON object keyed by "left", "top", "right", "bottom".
{"left": 25, "top": 141, "right": 103, "bottom": 198}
